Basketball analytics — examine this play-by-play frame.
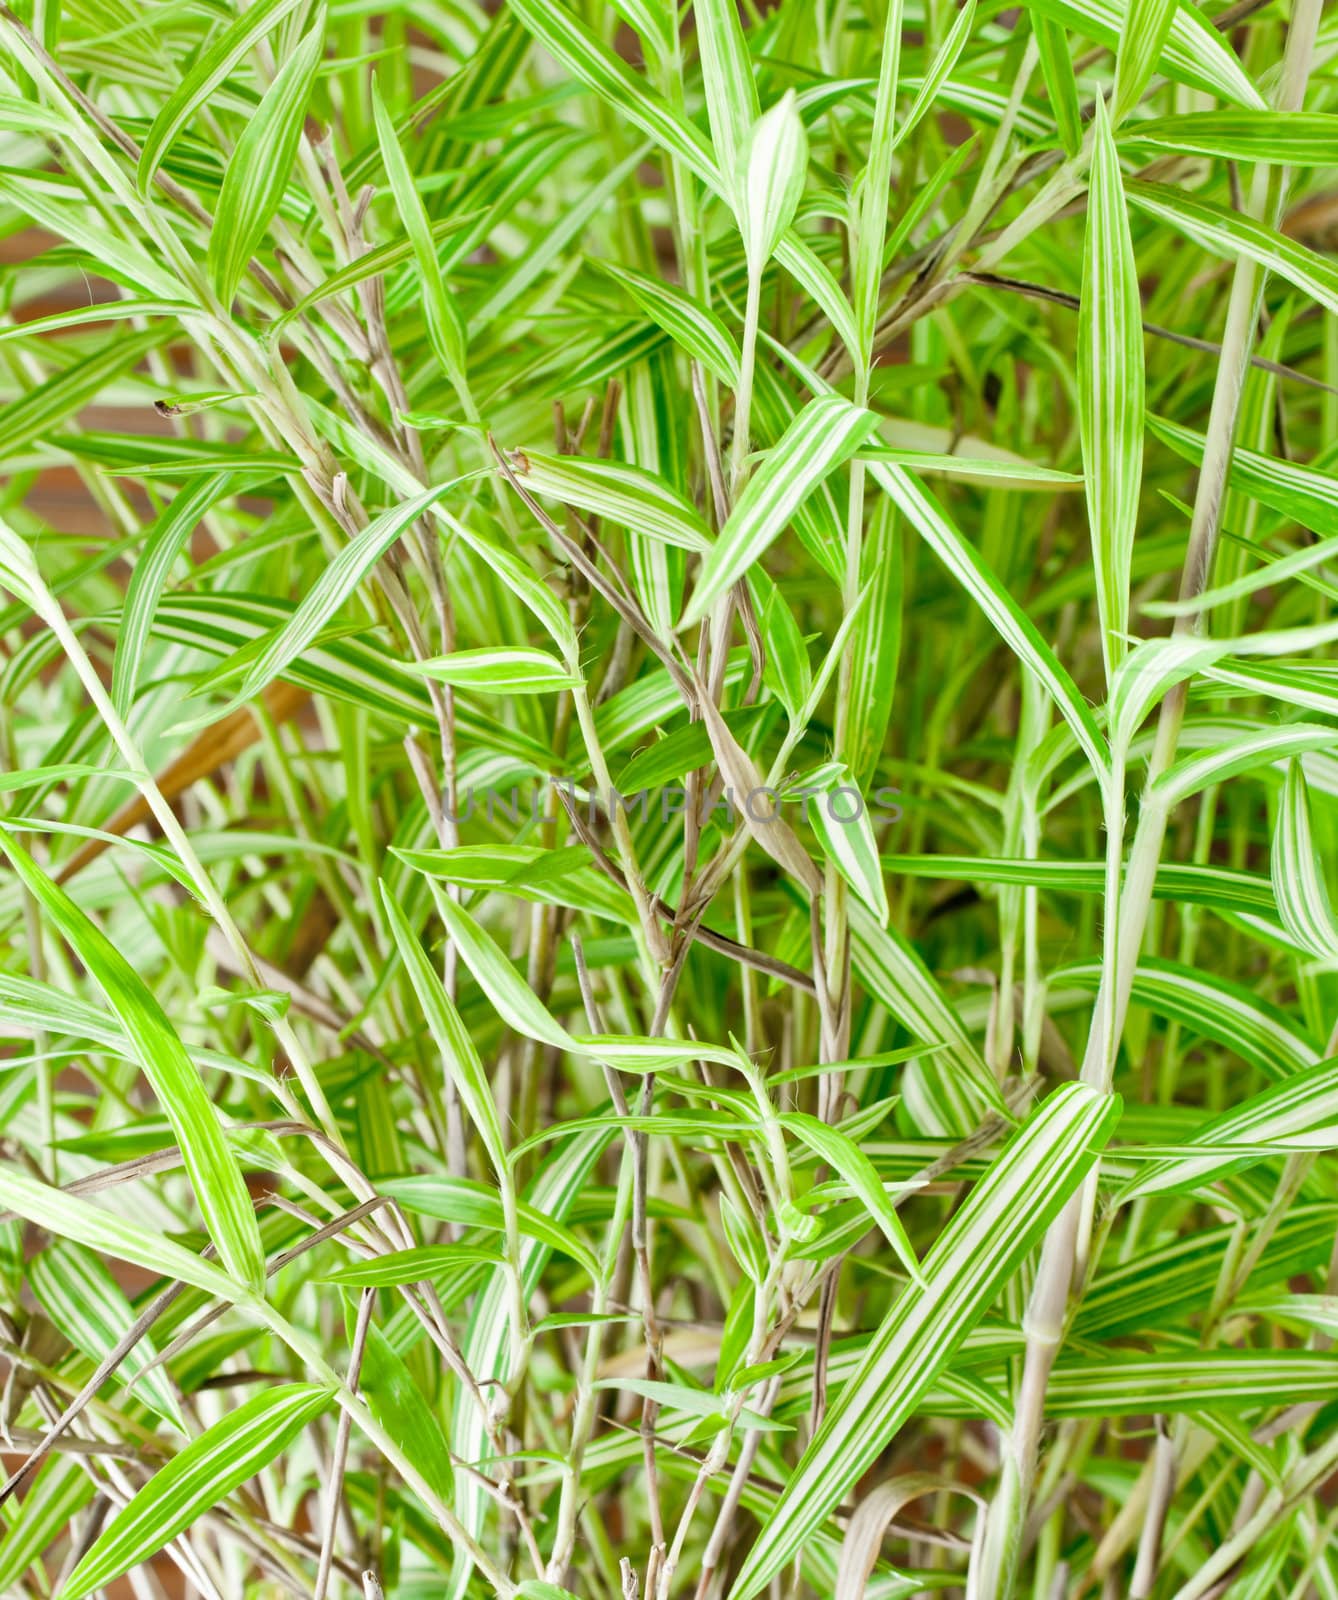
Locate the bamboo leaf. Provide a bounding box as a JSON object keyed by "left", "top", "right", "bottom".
{"left": 137, "top": 0, "right": 308, "bottom": 190}
{"left": 682, "top": 396, "right": 880, "bottom": 627}
{"left": 1079, "top": 96, "right": 1143, "bottom": 683}
{"left": 62, "top": 1385, "right": 335, "bottom": 1600}
{"left": 208, "top": 22, "right": 324, "bottom": 306}
{"left": 728, "top": 1083, "right": 1119, "bottom": 1600}
{"left": 0, "top": 831, "right": 264, "bottom": 1293}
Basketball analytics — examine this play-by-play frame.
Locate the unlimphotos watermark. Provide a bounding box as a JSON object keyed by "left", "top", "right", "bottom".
{"left": 445, "top": 782, "right": 904, "bottom": 827}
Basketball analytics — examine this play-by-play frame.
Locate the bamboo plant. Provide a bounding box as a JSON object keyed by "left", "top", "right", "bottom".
{"left": 1, "top": 0, "right": 1337, "bottom": 1596}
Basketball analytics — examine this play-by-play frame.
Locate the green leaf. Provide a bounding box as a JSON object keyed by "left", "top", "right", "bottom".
{"left": 0, "top": 830, "right": 264, "bottom": 1293}
{"left": 381, "top": 1176, "right": 599, "bottom": 1278}
{"left": 1122, "top": 111, "right": 1338, "bottom": 164}
{"left": 136, "top": 0, "right": 308, "bottom": 191}
{"left": 896, "top": 0, "right": 975, "bottom": 152}
{"left": 736, "top": 92, "right": 809, "bottom": 272}
{"left": 62, "top": 1385, "right": 335, "bottom": 1600}
{"left": 353, "top": 1314, "right": 454, "bottom": 1506}
{"left": 1079, "top": 96, "right": 1143, "bottom": 683}
{"left": 778, "top": 1111, "right": 923, "bottom": 1283}
{"left": 231, "top": 477, "right": 470, "bottom": 706}
{"left": 30, "top": 1242, "right": 184, "bottom": 1430}
{"left": 381, "top": 882, "right": 509, "bottom": 1176}
{"left": 1111, "top": 0, "right": 1178, "bottom": 124}
{"left": 867, "top": 459, "right": 1108, "bottom": 779}
{"left": 1034, "top": 15, "right": 1082, "bottom": 155}
{"left": 433, "top": 891, "right": 574, "bottom": 1051}
{"left": 112, "top": 474, "right": 236, "bottom": 718}
{"left": 208, "top": 22, "right": 324, "bottom": 306}
{"left": 682, "top": 396, "right": 880, "bottom": 627}
{"left": 410, "top": 646, "right": 580, "bottom": 694}
{"left": 850, "top": 900, "right": 1009, "bottom": 1133}
{"left": 728, "top": 1083, "right": 1119, "bottom": 1600}
{"left": 318, "top": 1245, "right": 503, "bottom": 1287}
{"left": 0, "top": 330, "right": 163, "bottom": 461}
{"left": 372, "top": 76, "right": 467, "bottom": 381}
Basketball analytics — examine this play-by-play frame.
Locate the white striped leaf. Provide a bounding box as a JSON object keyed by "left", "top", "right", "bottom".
{"left": 1035, "top": 14, "right": 1082, "bottom": 155}
{"left": 571, "top": 1034, "right": 743, "bottom": 1071}
{"left": 514, "top": 450, "right": 711, "bottom": 551}
{"left": 434, "top": 892, "right": 574, "bottom": 1050}
{"left": 62, "top": 1384, "right": 335, "bottom": 1600}
{"left": 0, "top": 299, "right": 192, "bottom": 346}
{"left": 1109, "top": 635, "right": 1229, "bottom": 752}
{"left": 0, "top": 1458, "right": 94, "bottom": 1591}
{"left": 1076, "top": 1206, "right": 1336, "bottom": 1338}
{"left": 433, "top": 507, "right": 580, "bottom": 661}
{"left": 136, "top": 0, "right": 307, "bottom": 190}
{"left": 1022, "top": 0, "right": 1262, "bottom": 108}
{"left": 1111, "top": 0, "right": 1177, "bottom": 124}
{"left": 410, "top": 646, "right": 580, "bottom": 694}
{"left": 1057, "top": 957, "right": 1320, "bottom": 1080}
{"left": 1123, "top": 111, "right": 1338, "bottom": 164}
{"left": 29, "top": 1242, "right": 184, "bottom": 1430}
{"left": 1272, "top": 761, "right": 1338, "bottom": 963}
{"left": 1146, "top": 533, "right": 1338, "bottom": 619}
{"left": 694, "top": 0, "right": 758, "bottom": 183}
{"left": 849, "top": 900, "right": 1009, "bottom": 1131}
{"left": 736, "top": 92, "right": 808, "bottom": 272}
{"left": 805, "top": 765, "right": 889, "bottom": 922}
{"left": 851, "top": 0, "right": 903, "bottom": 358}
{"left": 1032, "top": 1352, "right": 1338, "bottom": 1415}
{"left": 883, "top": 853, "right": 1277, "bottom": 919}
{"left": 0, "top": 330, "right": 165, "bottom": 462}
{"left": 1203, "top": 659, "right": 1338, "bottom": 720}
{"left": 860, "top": 445, "right": 1081, "bottom": 488}
{"left": 728, "top": 1083, "right": 1119, "bottom": 1600}
{"left": 844, "top": 504, "right": 903, "bottom": 789}
{"left": 233, "top": 479, "right": 467, "bottom": 706}
{"left": 381, "top": 883, "right": 509, "bottom": 1176}
{"left": 867, "top": 460, "right": 1108, "bottom": 778}
{"left": 447, "top": 1131, "right": 611, "bottom": 1596}
{"left": 1079, "top": 96, "right": 1143, "bottom": 683}
{"left": 1150, "top": 414, "right": 1338, "bottom": 539}
{"left": 1240, "top": 1293, "right": 1338, "bottom": 1338}
{"left": 597, "top": 259, "right": 741, "bottom": 387}
{"left": 608, "top": 0, "right": 675, "bottom": 57}
{"left": 506, "top": 0, "right": 861, "bottom": 357}
{"left": 208, "top": 22, "right": 323, "bottom": 306}
{"left": 0, "top": 832, "right": 264, "bottom": 1292}
{"left": 318, "top": 1244, "right": 502, "bottom": 1287}
{"left": 372, "top": 78, "right": 467, "bottom": 380}
{"left": 1124, "top": 1056, "right": 1338, "bottom": 1198}
{"left": 681, "top": 396, "right": 879, "bottom": 627}
{"left": 1128, "top": 181, "right": 1338, "bottom": 315}
{"left": 697, "top": 691, "right": 824, "bottom": 895}
{"left": 1154, "top": 724, "right": 1338, "bottom": 810}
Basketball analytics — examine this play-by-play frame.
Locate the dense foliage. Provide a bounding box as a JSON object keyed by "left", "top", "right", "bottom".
{"left": 1, "top": 0, "right": 1337, "bottom": 1595}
